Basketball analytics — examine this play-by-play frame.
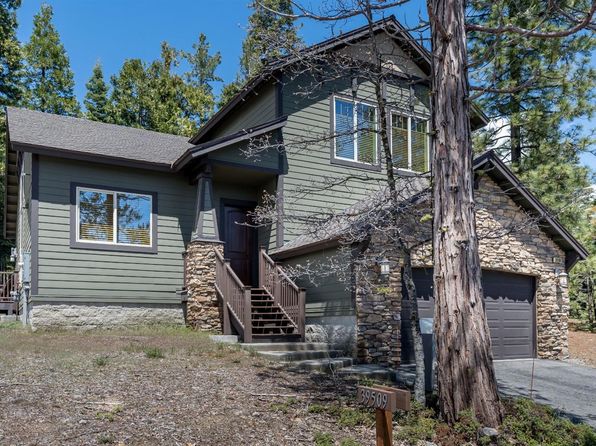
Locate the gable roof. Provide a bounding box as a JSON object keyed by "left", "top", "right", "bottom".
{"left": 273, "top": 150, "right": 588, "bottom": 270}
{"left": 173, "top": 116, "right": 287, "bottom": 171}
{"left": 5, "top": 107, "right": 194, "bottom": 171}
{"left": 189, "top": 15, "right": 489, "bottom": 145}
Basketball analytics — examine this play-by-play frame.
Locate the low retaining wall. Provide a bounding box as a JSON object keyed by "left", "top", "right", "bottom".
{"left": 29, "top": 303, "right": 185, "bottom": 329}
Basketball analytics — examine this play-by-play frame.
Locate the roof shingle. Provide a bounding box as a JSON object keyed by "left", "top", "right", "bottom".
{"left": 5, "top": 107, "right": 193, "bottom": 167}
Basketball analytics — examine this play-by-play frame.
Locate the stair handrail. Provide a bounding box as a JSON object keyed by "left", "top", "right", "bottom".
{"left": 259, "top": 247, "right": 305, "bottom": 339}
{"left": 214, "top": 249, "right": 252, "bottom": 341}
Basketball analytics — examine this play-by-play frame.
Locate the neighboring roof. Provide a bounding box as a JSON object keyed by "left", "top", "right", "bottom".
{"left": 173, "top": 116, "right": 287, "bottom": 170}
{"left": 5, "top": 107, "right": 194, "bottom": 170}
{"left": 273, "top": 150, "right": 588, "bottom": 270}
{"left": 190, "top": 15, "right": 488, "bottom": 145}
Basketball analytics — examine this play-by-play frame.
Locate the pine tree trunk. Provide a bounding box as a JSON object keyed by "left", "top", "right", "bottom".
{"left": 403, "top": 250, "right": 426, "bottom": 404}
{"left": 429, "top": 0, "right": 503, "bottom": 427}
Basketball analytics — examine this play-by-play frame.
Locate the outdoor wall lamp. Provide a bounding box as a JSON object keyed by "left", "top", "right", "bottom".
{"left": 555, "top": 269, "right": 568, "bottom": 288}
{"left": 378, "top": 257, "right": 391, "bottom": 276}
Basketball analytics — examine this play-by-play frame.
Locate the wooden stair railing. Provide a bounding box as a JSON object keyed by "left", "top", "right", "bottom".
{"left": 214, "top": 250, "right": 253, "bottom": 342}
{"left": 258, "top": 247, "right": 306, "bottom": 341}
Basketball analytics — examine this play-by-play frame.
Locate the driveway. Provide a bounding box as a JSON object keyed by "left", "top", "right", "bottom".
{"left": 495, "top": 359, "right": 596, "bottom": 427}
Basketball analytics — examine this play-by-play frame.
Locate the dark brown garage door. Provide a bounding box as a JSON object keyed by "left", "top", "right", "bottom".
{"left": 401, "top": 268, "right": 535, "bottom": 362}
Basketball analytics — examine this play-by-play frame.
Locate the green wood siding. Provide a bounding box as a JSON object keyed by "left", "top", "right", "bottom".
{"left": 36, "top": 156, "right": 195, "bottom": 303}
{"left": 283, "top": 248, "right": 353, "bottom": 319}
{"left": 209, "top": 82, "right": 277, "bottom": 139}
{"left": 281, "top": 73, "right": 429, "bottom": 243}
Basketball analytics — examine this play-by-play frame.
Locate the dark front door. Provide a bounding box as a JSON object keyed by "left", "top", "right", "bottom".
{"left": 223, "top": 204, "right": 257, "bottom": 286}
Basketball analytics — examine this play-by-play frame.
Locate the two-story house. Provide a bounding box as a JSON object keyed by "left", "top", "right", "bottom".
{"left": 4, "top": 17, "right": 587, "bottom": 367}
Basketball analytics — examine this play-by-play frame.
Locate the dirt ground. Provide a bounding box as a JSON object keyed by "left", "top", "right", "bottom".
{"left": 0, "top": 325, "right": 376, "bottom": 446}
{"left": 568, "top": 329, "right": 596, "bottom": 367}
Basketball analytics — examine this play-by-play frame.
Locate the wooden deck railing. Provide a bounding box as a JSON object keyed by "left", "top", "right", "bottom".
{"left": 0, "top": 271, "right": 18, "bottom": 300}
{"left": 0, "top": 271, "right": 19, "bottom": 315}
{"left": 258, "top": 247, "right": 305, "bottom": 338}
{"left": 214, "top": 250, "right": 253, "bottom": 342}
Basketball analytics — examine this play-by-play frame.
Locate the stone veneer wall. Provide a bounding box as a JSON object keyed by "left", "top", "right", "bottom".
{"left": 411, "top": 176, "right": 569, "bottom": 359}
{"left": 355, "top": 232, "right": 402, "bottom": 368}
{"left": 29, "top": 303, "right": 184, "bottom": 329}
{"left": 354, "top": 175, "right": 569, "bottom": 364}
{"left": 185, "top": 240, "right": 224, "bottom": 331}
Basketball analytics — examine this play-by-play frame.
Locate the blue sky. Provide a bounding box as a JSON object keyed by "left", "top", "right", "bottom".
{"left": 15, "top": 0, "right": 595, "bottom": 173}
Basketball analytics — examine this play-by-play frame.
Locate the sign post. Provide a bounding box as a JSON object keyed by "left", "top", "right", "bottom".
{"left": 356, "top": 385, "right": 411, "bottom": 446}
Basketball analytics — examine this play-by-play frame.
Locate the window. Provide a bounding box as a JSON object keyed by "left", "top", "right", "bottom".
{"left": 391, "top": 113, "right": 429, "bottom": 172}
{"left": 77, "top": 187, "right": 153, "bottom": 247}
{"left": 334, "top": 97, "right": 377, "bottom": 164}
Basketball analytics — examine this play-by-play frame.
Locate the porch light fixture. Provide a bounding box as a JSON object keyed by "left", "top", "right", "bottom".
{"left": 378, "top": 257, "right": 391, "bottom": 276}
{"left": 556, "top": 270, "right": 569, "bottom": 288}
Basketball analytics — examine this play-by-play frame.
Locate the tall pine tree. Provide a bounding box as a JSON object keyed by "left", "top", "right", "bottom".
{"left": 84, "top": 62, "right": 110, "bottom": 123}
{"left": 0, "top": 0, "right": 22, "bottom": 109}
{"left": 23, "top": 4, "right": 79, "bottom": 116}
{"left": 110, "top": 37, "right": 221, "bottom": 136}
{"left": 240, "top": 0, "right": 302, "bottom": 78}
{"left": 183, "top": 33, "right": 222, "bottom": 125}
{"left": 109, "top": 58, "right": 150, "bottom": 128}
{"left": 219, "top": 0, "right": 302, "bottom": 107}
{"left": 469, "top": 0, "right": 595, "bottom": 229}
{"left": 0, "top": 0, "right": 22, "bottom": 262}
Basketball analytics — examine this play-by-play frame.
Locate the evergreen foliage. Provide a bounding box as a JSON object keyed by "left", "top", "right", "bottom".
{"left": 0, "top": 0, "right": 22, "bottom": 265}
{"left": 469, "top": 0, "right": 595, "bottom": 327}
{"left": 240, "top": 0, "right": 302, "bottom": 78}
{"left": 109, "top": 36, "right": 221, "bottom": 137}
{"left": 218, "top": 0, "right": 302, "bottom": 108}
{"left": 23, "top": 4, "right": 79, "bottom": 116}
{"left": 84, "top": 62, "right": 110, "bottom": 123}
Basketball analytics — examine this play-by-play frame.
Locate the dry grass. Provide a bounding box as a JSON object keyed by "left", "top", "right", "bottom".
{"left": 0, "top": 325, "right": 372, "bottom": 446}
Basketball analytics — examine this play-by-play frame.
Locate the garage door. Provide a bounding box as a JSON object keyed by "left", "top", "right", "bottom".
{"left": 401, "top": 268, "right": 535, "bottom": 362}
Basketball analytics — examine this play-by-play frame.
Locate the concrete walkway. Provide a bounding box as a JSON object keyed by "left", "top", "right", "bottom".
{"left": 494, "top": 359, "right": 596, "bottom": 427}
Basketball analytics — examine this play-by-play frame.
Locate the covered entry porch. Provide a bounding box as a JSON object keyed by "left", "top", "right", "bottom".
{"left": 181, "top": 157, "right": 305, "bottom": 343}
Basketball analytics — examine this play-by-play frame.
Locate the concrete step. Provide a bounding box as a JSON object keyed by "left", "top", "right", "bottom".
{"left": 240, "top": 342, "right": 330, "bottom": 352}
{"left": 288, "top": 357, "right": 354, "bottom": 372}
{"left": 209, "top": 335, "right": 239, "bottom": 344}
{"left": 255, "top": 349, "right": 343, "bottom": 362}
{"left": 337, "top": 364, "right": 396, "bottom": 381}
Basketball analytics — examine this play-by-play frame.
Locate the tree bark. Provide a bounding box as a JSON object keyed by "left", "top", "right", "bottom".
{"left": 428, "top": 0, "right": 503, "bottom": 427}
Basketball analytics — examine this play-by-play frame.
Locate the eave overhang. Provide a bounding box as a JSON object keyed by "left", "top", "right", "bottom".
{"left": 174, "top": 116, "right": 287, "bottom": 171}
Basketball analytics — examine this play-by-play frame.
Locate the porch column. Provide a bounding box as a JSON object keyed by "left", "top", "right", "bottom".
{"left": 185, "top": 164, "right": 224, "bottom": 331}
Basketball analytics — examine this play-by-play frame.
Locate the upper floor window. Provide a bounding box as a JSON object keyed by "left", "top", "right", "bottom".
{"left": 77, "top": 187, "right": 153, "bottom": 247}
{"left": 333, "top": 97, "right": 377, "bottom": 164}
{"left": 391, "top": 113, "right": 430, "bottom": 172}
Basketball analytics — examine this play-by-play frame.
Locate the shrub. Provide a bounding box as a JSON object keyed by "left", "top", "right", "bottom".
{"left": 500, "top": 398, "right": 596, "bottom": 446}
{"left": 94, "top": 355, "right": 109, "bottom": 367}
{"left": 340, "top": 438, "right": 361, "bottom": 446}
{"left": 338, "top": 407, "right": 374, "bottom": 427}
{"left": 313, "top": 432, "right": 334, "bottom": 446}
{"left": 395, "top": 400, "right": 438, "bottom": 443}
{"left": 143, "top": 346, "right": 164, "bottom": 359}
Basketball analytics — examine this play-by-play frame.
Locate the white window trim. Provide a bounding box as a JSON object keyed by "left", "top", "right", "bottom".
{"left": 333, "top": 96, "right": 378, "bottom": 164}
{"left": 390, "top": 112, "right": 430, "bottom": 172}
{"left": 75, "top": 186, "right": 153, "bottom": 248}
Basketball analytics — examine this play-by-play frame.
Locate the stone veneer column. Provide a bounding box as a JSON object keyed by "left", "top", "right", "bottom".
{"left": 355, "top": 235, "right": 402, "bottom": 368}
{"left": 185, "top": 241, "right": 224, "bottom": 331}
{"left": 184, "top": 163, "right": 225, "bottom": 331}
